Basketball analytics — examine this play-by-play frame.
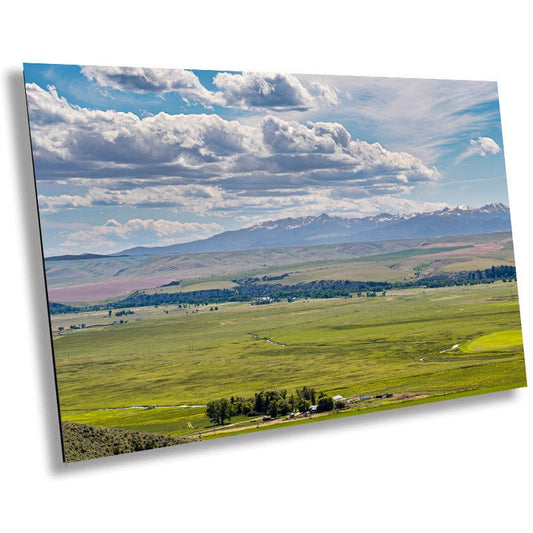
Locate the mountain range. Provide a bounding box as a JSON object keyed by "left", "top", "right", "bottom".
{"left": 46, "top": 203, "right": 512, "bottom": 260}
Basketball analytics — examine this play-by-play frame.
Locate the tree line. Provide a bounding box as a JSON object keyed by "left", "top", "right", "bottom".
{"left": 205, "top": 386, "right": 346, "bottom": 426}
{"left": 48, "top": 264, "right": 517, "bottom": 314}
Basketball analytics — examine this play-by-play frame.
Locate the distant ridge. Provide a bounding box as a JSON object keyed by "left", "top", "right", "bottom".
{"left": 46, "top": 203, "right": 512, "bottom": 260}
{"left": 115, "top": 203, "right": 511, "bottom": 257}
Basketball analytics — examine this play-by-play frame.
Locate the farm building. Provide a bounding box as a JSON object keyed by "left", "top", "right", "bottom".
{"left": 332, "top": 395, "right": 346, "bottom": 403}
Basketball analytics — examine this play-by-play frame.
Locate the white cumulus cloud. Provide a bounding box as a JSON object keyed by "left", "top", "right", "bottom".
{"left": 81, "top": 67, "right": 339, "bottom": 112}
{"left": 28, "top": 84, "right": 440, "bottom": 221}
{"left": 456, "top": 136, "right": 501, "bottom": 163}
{"left": 60, "top": 217, "right": 224, "bottom": 252}
{"left": 261, "top": 115, "right": 439, "bottom": 183}
{"left": 81, "top": 65, "right": 223, "bottom": 106}
{"left": 309, "top": 81, "right": 340, "bottom": 106}
{"left": 26, "top": 83, "right": 263, "bottom": 174}
{"left": 213, "top": 71, "right": 316, "bottom": 111}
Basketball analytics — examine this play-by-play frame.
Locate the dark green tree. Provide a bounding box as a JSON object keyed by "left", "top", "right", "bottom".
{"left": 277, "top": 399, "right": 290, "bottom": 416}
{"left": 254, "top": 392, "right": 265, "bottom": 413}
{"left": 288, "top": 393, "right": 298, "bottom": 413}
{"left": 205, "top": 398, "right": 232, "bottom": 425}
{"left": 296, "top": 385, "right": 316, "bottom": 404}
{"left": 267, "top": 401, "right": 279, "bottom": 418}
{"left": 297, "top": 398, "right": 311, "bottom": 413}
{"left": 317, "top": 394, "right": 334, "bottom": 412}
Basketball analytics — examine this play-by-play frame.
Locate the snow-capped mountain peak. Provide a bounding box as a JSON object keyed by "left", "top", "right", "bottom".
{"left": 115, "top": 203, "right": 511, "bottom": 257}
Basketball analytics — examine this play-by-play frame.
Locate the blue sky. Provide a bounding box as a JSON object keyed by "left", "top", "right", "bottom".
{"left": 24, "top": 63, "right": 509, "bottom": 255}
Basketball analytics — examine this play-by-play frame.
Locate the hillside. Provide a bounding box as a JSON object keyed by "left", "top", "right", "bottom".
{"left": 61, "top": 421, "right": 193, "bottom": 462}
{"left": 45, "top": 232, "right": 515, "bottom": 303}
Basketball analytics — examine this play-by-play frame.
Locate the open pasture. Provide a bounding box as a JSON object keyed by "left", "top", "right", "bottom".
{"left": 54, "top": 281, "right": 526, "bottom": 438}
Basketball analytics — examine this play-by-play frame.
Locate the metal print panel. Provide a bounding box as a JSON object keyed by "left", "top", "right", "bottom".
{"left": 24, "top": 63, "right": 527, "bottom": 462}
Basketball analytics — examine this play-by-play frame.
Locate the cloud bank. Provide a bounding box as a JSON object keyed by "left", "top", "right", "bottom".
{"left": 59, "top": 217, "right": 223, "bottom": 252}
{"left": 81, "top": 66, "right": 338, "bottom": 111}
{"left": 27, "top": 83, "right": 438, "bottom": 196}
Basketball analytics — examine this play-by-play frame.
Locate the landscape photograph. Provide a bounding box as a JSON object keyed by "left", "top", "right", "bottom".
{"left": 24, "top": 63, "right": 527, "bottom": 462}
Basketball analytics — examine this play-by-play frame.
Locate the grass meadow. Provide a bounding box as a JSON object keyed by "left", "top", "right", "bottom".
{"left": 54, "top": 281, "right": 526, "bottom": 441}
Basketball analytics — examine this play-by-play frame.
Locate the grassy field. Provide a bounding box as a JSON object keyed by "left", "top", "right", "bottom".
{"left": 460, "top": 329, "right": 523, "bottom": 353}
{"left": 54, "top": 281, "right": 527, "bottom": 445}
{"left": 142, "top": 279, "right": 239, "bottom": 294}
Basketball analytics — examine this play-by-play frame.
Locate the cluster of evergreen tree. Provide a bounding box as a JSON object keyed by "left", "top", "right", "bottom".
{"left": 48, "top": 302, "right": 80, "bottom": 314}
{"left": 117, "top": 288, "right": 237, "bottom": 307}
{"left": 416, "top": 265, "right": 516, "bottom": 288}
{"left": 465, "top": 264, "right": 516, "bottom": 280}
{"left": 238, "top": 279, "right": 391, "bottom": 298}
{"left": 235, "top": 273, "right": 290, "bottom": 283}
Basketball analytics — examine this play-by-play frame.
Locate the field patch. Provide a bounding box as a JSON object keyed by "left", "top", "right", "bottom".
{"left": 460, "top": 329, "right": 523, "bottom": 353}
{"left": 48, "top": 277, "right": 176, "bottom": 302}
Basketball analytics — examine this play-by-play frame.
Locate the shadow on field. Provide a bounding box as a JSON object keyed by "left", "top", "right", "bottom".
{"left": 8, "top": 69, "right": 65, "bottom": 470}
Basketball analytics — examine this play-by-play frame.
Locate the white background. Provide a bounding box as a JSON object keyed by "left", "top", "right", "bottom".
{"left": 1, "top": 1, "right": 531, "bottom": 531}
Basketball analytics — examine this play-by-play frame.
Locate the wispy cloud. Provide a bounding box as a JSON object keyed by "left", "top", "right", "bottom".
{"left": 38, "top": 177, "right": 445, "bottom": 226}
{"left": 38, "top": 184, "right": 227, "bottom": 214}
{"left": 296, "top": 75, "right": 500, "bottom": 163}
